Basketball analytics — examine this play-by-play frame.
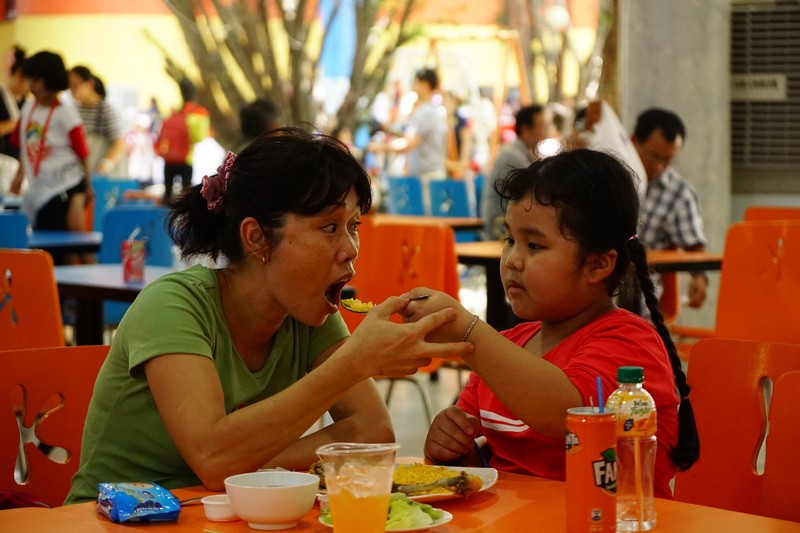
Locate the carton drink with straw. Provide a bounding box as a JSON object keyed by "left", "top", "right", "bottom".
{"left": 605, "top": 366, "right": 657, "bottom": 531}
{"left": 122, "top": 227, "right": 145, "bottom": 283}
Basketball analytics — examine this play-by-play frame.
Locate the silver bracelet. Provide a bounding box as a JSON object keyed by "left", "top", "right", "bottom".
{"left": 461, "top": 314, "right": 480, "bottom": 342}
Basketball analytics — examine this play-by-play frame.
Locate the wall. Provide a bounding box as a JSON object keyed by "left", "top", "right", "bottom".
{"left": 618, "top": 0, "right": 731, "bottom": 328}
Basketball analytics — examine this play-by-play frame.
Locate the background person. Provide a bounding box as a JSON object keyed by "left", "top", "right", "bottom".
{"left": 65, "top": 128, "right": 472, "bottom": 504}
{"left": 9, "top": 51, "right": 91, "bottom": 263}
{"left": 231, "top": 98, "right": 282, "bottom": 154}
{"left": 156, "top": 78, "right": 210, "bottom": 202}
{"left": 402, "top": 149, "right": 699, "bottom": 500}
{"left": 481, "top": 104, "right": 557, "bottom": 241}
{"left": 68, "top": 65, "right": 127, "bottom": 178}
{"left": 632, "top": 108, "right": 708, "bottom": 308}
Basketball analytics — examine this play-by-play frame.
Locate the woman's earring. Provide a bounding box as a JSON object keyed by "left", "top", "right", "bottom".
{"left": 261, "top": 255, "right": 266, "bottom": 265}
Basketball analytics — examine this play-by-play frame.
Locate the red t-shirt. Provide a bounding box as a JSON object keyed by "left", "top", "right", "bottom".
{"left": 456, "top": 308, "right": 679, "bottom": 498}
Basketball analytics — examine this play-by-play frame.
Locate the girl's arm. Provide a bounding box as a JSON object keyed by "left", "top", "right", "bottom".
{"left": 404, "top": 293, "right": 582, "bottom": 439}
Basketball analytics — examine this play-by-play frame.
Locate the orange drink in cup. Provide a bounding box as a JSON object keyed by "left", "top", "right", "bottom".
{"left": 316, "top": 442, "right": 400, "bottom": 533}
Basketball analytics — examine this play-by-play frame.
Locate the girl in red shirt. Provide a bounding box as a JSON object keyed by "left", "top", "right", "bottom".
{"left": 402, "top": 148, "right": 699, "bottom": 498}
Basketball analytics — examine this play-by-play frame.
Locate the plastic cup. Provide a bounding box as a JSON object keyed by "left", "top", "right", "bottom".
{"left": 316, "top": 442, "right": 400, "bottom": 533}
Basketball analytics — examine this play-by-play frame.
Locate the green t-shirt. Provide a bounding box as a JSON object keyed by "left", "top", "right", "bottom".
{"left": 65, "top": 265, "right": 348, "bottom": 504}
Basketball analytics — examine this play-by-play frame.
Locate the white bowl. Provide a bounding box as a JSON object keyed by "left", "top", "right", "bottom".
{"left": 201, "top": 494, "right": 238, "bottom": 522}
{"left": 224, "top": 471, "right": 319, "bottom": 530}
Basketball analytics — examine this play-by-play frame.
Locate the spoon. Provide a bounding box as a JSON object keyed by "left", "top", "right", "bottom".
{"left": 340, "top": 294, "right": 430, "bottom": 313}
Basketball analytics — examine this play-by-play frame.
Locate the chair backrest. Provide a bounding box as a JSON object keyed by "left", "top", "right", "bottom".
{"left": 91, "top": 177, "right": 142, "bottom": 231}
{"left": 673, "top": 339, "right": 800, "bottom": 514}
{"left": 743, "top": 205, "right": 800, "bottom": 222}
{"left": 0, "top": 345, "right": 109, "bottom": 507}
{"left": 386, "top": 176, "right": 424, "bottom": 215}
{"left": 0, "top": 249, "right": 64, "bottom": 350}
{"left": 429, "top": 180, "right": 476, "bottom": 218}
{"left": 344, "top": 219, "right": 460, "bottom": 352}
{"left": 760, "top": 370, "right": 800, "bottom": 522}
{"left": 713, "top": 221, "right": 800, "bottom": 344}
{"left": 473, "top": 174, "right": 485, "bottom": 217}
{"left": 0, "top": 212, "right": 29, "bottom": 248}
{"left": 99, "top": 205, "right": 173, "bottom": 267}
{"left": 99, "top": 205, "right": 173, "bottom": 326}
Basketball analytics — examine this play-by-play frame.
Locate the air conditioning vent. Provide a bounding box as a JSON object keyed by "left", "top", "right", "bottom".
{"left": 731, "top": 2, "right": 800, "bottom": 170}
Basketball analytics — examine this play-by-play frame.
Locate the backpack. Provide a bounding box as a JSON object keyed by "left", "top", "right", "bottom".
{"left": 155, "top": 110, "right": 189, "bottom": 164}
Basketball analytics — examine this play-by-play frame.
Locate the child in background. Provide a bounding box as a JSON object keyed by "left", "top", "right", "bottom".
{"left": 402, "top": 148, "right": 698, "bottom": 499}
{"left": 10, "top": 51, "right": 91, "bottom": 261}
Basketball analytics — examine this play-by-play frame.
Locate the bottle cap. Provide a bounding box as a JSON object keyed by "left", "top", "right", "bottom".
{"left": 617, "top": 366, "right": 644, "bottom": 383}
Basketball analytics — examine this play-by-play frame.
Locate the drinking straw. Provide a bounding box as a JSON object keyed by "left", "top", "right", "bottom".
{"left": 595, "top": 376, "right": 604, "bottom": 413}
{"left": 634, "top": 435, "right": 644, "bottom": 528}
{"left": 473, "top": 439, "right": 490, "bottom": 468}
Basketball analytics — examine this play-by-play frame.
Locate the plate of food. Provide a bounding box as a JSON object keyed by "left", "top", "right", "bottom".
{"left": 310, "top": 461, "right": 497, "bottom": 503}
{"left": 319, "top": 493, "right": 453, "bottom": 531}
{"left": 392, "top": 463, "right": 498, "bottom": 503}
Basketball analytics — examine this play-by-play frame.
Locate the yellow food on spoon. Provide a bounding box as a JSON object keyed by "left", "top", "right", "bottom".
{"left": 340, "top": 298, "right": 374, "bottom": 312}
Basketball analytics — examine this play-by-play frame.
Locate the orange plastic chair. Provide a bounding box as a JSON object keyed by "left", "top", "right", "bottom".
{"left": 0, "top": 345, "right": 110, "bottom": 507}
{"left": 346, "top": 219, "right": 461, "bottom": 422}
{"left": 743, "top": 205, "right": 800, "bottom": 222}
{"left": 670, "top": 220, "right": 800, "bottom": 359}
{"left": 759, "top": 370, "right": 800, "bottom": 522}
{"left": 673, "top": 339, "right": 800, "bottom": 515}
{"left": 0, "top": 249, "right": 65, "bottom": 350}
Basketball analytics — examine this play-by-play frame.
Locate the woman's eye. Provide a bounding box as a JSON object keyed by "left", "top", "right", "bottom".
{"left": 323, "top": 224, "right": 337, "bottom": 233}
{"left": 349, "top": 220, "right": 361, "bottom": 233}
{"left": 502, "top": 237, "right": 514, "bottom": 245}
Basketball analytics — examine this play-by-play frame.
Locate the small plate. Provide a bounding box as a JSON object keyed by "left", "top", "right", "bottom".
{"left": 319, "top": 510, "right": 453, "bottom": 531}
{"left": 403, "top": 466, "right": 498, "bottom": 503}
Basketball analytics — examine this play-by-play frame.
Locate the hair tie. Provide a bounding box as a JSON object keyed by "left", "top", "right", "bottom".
{"left": 200, "top": 151, "right": 237, "bottom": 214}
{"left": 627, "top": 234, "right": 639, "bottom": 242}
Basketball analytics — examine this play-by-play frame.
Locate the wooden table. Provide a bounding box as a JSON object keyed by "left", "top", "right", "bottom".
{"left": 29, "top": 230, "right": 103, "bottom": 255}
{"left": 374, "top": 213, "right": 484, "bottom": 231}
{"left": 456, "top": 241, "right": 724, "bottom": 330}
{"left": 55, "top": 264, "right": 173, "bottom": 345}
{"left": 1, "top": 472, "right": 797, "bottom": 532}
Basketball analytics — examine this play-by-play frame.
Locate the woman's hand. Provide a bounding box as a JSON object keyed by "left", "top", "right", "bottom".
{"left": 424, "top": 405, "right": 479, "bottom": 464}
{"left": 399, "top": 289, "right": 474, "bottom": 344}
{"left": 344, "top": 295, "right": 473, "bottom": 379}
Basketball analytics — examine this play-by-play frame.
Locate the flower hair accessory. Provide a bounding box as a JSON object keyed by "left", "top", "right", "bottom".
{"left": 200, "top": 151, "right": 237, "bottom": 214}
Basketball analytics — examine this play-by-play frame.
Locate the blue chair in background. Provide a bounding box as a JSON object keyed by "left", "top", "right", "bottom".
{"left": 429, "top": 180, "right": 479, "bottom": 242}
{"left": 386, "top": 176, "right": 424, "bottom": 215}
{"left": 0, "top": 212, "right": 29, "bottom": 248}
{"left": 91, "top": 177, "right": 142, "bottom": 232}
{"left": 99, "top": 205, "right": 173, "bottom": 326}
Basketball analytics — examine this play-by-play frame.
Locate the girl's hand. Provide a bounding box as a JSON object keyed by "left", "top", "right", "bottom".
{"left": 424, "top": 405, "right": 479, "bottom": 464}
{"left": 345, "top": 295, "right": 473, "bottom": 379}
{"left": 400, "top": 289, "right": 473, "bottom": 344}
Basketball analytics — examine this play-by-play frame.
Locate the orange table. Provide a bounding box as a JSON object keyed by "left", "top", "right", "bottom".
{"left": 456, "top": 241, "right": 724, "bottom": 329}
{"left": 2, "top": 472, "right": 798, "bottom": 532}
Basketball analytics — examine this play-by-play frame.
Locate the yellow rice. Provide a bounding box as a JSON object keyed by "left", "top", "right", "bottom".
{"left": 392, "top": 463, "right": 461, "bottom": 495}
{"left": 341, "top": 298, "right": 374, "bottom": 312}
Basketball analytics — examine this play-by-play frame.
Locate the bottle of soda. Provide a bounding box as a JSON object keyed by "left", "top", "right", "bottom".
{"left": 605, "top": 366, "right": 657, "bottom": 531}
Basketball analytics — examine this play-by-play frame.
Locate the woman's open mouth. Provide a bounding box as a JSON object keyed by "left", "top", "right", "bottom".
{"left": 325, "top": 280, "right": 348, "bottom": 308}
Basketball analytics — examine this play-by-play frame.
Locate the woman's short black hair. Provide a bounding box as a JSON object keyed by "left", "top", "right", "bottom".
{"left": 168, "top": 127, "right": 373, "bottom": 263}
{"left": 22, "top": 51, "right": 69, "bottom": 92}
